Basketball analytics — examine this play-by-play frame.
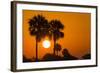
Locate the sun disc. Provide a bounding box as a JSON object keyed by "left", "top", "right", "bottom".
{"left": 43, "top": 40, "right": 51, "bottom": 48}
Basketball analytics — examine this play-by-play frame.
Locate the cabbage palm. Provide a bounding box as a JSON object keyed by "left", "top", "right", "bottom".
{"left": 49, "top": 20, "right": 64, "bottom": 55}
{"left": 28, "top": 14, "right": 50, "bottom": 61}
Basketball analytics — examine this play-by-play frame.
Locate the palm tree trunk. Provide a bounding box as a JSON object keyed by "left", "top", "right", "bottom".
{"left": 54, "top": 38, "right": 56, "bottom": 55}
{"left": 36, "top": 36, "right": 38, "bottom": 61}
{"left": 57, "top": 51, "right": 58, "bottom": 56}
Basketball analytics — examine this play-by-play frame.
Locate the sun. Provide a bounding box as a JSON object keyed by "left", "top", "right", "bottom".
{"left": 42, "top": 40, "right": 51, "bottom": 48}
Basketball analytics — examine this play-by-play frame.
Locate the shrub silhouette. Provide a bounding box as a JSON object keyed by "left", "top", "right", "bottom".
{"left": 82, "top": 53, "right": 91, "bottom": 59}
{"left": 23, "top": 56, "right": 34, "bottom": 62}
{"left": 42, "top": 53, "right": 63, "bottom": 61}
{"left": 62, "top": 48, "right": 78, "bottom": 60}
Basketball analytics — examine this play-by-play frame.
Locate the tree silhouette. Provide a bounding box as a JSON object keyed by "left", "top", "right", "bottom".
{"left": 54, "top": 43, "right": 62, "bottom": 56}
{"left": 49, "top": 20, "right": 64, "bottom": 55}
{"left": 28, "top": 14, "right": 50, "bottom": 61}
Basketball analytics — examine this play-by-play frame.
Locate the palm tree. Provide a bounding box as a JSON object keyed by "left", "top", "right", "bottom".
{"left": 28, "top": 14, "right": 49, "bottom": 61}
{"left": 54, "top": 43, "right": 62, "bottom": 56}
{"left": 49, "top": 19, "right": 64, "bottom": 55}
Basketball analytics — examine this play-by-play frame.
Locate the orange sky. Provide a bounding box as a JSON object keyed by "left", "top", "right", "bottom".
{"left": 23, "top": 10, "right": 91, "bottom": 60}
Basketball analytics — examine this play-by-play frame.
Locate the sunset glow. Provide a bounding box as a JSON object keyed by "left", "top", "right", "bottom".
{"left": 42, "top": 40, "right": 51, "bottom": 48}
{"left": 23, "top": 10, "right": 91, "bottom": 60}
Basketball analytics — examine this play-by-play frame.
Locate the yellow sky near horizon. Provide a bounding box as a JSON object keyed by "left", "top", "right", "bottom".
{"left": 23, "top": 10, "right": 91, "bottom": 60}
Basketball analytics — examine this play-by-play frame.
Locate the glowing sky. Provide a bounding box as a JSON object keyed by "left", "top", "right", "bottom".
{"left": 23, "top": 10, "right": 91, "bottom": 60}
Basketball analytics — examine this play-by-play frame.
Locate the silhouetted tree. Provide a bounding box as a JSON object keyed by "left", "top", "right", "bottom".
{"left": 49, "top": 20, "right": 64, "bottom": 55}
{"left": 62, "top": 48, "right": 78, "bottom": 60}
{"left": 54, "top": 43, "right": 62, "bottom": 56}
{"left": 28, "top": 14, "right": 50, "bottom": 61}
